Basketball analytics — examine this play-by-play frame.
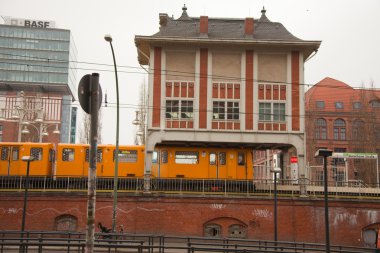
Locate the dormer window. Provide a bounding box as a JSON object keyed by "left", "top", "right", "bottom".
{"left": 316, "top": 101, "right": 325, "bottom": 109}
{"left": 335, "top": 102, "right": 344, "bottom": 109}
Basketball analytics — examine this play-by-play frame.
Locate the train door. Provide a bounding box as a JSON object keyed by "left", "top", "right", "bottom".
{"left": 236, "top": 151, "right": 248, "bottom": 179}
{"left": 0, "top": 146, "right": 20, "bottom": 176}
{"left": 209, "top": 151, "right": 227, "bottom": 179}
{"left": 151, "top": 149, "right": 169, "bottom": 178}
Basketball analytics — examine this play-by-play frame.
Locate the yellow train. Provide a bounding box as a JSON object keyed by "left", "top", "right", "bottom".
{"left": 0, "top": 142, "right": 253, "bottom": 180}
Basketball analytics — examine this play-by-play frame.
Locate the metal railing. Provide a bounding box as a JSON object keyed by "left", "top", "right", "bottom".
{"left": 0, "top": 231, "right": 377, "bottom": 253}
{"left": 1, "top": 176, "right": 380, "bottom": 198}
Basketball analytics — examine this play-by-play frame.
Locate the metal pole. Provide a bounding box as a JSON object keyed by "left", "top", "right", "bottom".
{"left": 20, "top": 160, "right": 30, "bottom": 233}
{"left": 20, "top": 158, "right": 32, "bottom": 253}
{"left": 105, "top": 36, "right": 120, "bottom": 233}
{"left": 85, "top": 73, "right": 100, "bottom": 253}
{"left": 274, "top": 171, "right": 278, "bottom": 244}
{"left": 323, "top": 156, "right": 330, "bottom": 253}
{"left": 376, "top": 156, "right": 379, "bottom": 188}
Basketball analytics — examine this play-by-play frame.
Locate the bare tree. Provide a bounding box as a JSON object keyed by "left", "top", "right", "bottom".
{"left": 133, "top": 79, "right": 148, "bottom": 145}
{"left": 80, "top": 109, "right": 103, "bottom": 144}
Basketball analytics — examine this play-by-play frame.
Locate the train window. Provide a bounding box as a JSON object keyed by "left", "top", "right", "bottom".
{"left": 219, "top": 152, "right": 226, "bottom": 165}
{"left": 97, "top": 149, "right": 103, "bottom": 162}
{"left": 12, "top": 148, "right": 19, "bottom": 161}
{"left": 117, "top": 150, "right": 138, "bottom": 163}
{"left": 62, "top": 148, "right": 75, "bottom": 162}
{"left": 86, "top": 149, "right": 102, "bottom": 162}
{"left": 210, "top": 153, "right": 216, "bottom": 165}
{"left": 1, "top": 147, "right": 9, "bottom": 160}
{"left": 210, "top": 152, "right": 226, "bottom": 165}
{"left": 152, "top": 151, "right": 158, "bottom": 163}
{"left": 175, "top": 151, "right": 198, "bottom": 164}
{"left": 237, "top": 152, "right": 245, "bottom": 166}
{"left": 161, "top": 150, "right": 168, "bottom": 164}
{"left": 30, "top": 148, "right": 43, "bottom": 161}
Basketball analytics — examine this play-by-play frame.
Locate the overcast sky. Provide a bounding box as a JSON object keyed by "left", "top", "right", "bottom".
{"left": 1, "top": 0, "right": 379, "bottom": 145}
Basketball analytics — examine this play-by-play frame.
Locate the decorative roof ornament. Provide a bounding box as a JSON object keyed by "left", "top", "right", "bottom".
{"left": 259, "top": 6, "right": 271, "bottom": 22}
{"left": 178, "top": 4, "right": 191, "bottom": 20}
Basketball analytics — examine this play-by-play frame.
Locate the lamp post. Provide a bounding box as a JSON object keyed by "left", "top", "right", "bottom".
{"left": 315, "top": 149, "right": 333, "bottom": 253}
{"left": 271, "top": 167, "right": 281, "bottom": 245}
{"left": 20, "top": 155, "right": 34, "bottom": 253}
{"left": 104, "top": 34, "right": 120, "bottom": 233}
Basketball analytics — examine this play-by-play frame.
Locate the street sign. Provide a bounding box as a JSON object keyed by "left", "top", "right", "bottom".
{"left": 78, "top": 73, "right": 102, "bottom": 114}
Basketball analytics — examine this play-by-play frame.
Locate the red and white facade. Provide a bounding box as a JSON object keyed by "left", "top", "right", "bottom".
{"left": 135, "top": 7, "right": 321, "bottom": 176}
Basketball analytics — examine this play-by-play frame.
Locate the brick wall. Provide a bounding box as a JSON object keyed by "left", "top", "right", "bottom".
{"left": 0, "top": 193, "right": 379, "bottom": 247}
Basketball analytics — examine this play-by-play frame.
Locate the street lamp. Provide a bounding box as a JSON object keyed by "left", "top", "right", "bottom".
{"left": 315, "top": 149, "right": 333, "bottom": 253}
{"left": 21, "top": 123, "right": 60, "bottom": 142}
{"left": 271, "top": 167, "right": 281, "bottom": 245}
{"left": 20, "top": 155, "right": 35, "bottom": 253}
{"left": 0, "top": 92, "right": 60, "bottom": 142}
{"left": 104, "top": 34, "right": 120, "bottom": 233}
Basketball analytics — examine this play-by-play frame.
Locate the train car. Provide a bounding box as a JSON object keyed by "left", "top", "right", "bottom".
{"left": 152, "top": 146, "right": 253, "bottom": 179}
{"left": 100, "top": 145, "right": 145, "bottom": 177}
{"left": 0, "top": 142, "right": 55, "bottom": 176}
{"left": 56, "top": 144, "right": 145, "bottom": 178}
{"left": 56, "top": 143, "right": 89, "bottom": 177}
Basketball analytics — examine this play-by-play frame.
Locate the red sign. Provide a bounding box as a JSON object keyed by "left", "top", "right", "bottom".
{"left": 290, "top": 156, "right": 298, "bottom": 163}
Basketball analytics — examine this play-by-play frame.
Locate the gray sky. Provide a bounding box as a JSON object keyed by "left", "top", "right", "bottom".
{"left": 1, "top": 0, "right": 379, "bottom": 145}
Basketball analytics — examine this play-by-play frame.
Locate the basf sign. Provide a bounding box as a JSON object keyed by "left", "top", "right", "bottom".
{"left": 5, "top": 17, "right": 55, "bottom": 28}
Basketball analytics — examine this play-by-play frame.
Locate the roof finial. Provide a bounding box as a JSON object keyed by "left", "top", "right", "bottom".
{"left": 178, "top": 3, "right": 191, "bottom": 20}
{"left": 261, "top": 6, "right": 266, "bottom": 14}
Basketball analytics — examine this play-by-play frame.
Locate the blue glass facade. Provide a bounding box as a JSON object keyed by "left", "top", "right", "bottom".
{"left": 0, "top": 25, "right": 77, "bottom": 97}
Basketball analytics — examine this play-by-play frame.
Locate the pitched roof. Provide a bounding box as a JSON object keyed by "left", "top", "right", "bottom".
{"left": 154, "top": 8, "right": 301, "bottom": 41}
{"left": 305, "top": 77, "right": 380, "bottom": 111}
{"left": 135, "top": 6, "right": 321, "bottom": 65}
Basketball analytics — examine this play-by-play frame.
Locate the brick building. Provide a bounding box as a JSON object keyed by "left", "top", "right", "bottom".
{"left": 305, "top": 77, "right": 380, "bottom": 185}
{"left": 135, "top": 6, "right": 320, "bottom": 177}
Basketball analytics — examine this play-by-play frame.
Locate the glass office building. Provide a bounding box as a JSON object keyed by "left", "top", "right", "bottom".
{"left": 0, "top": 17, "right": 78, "bottom": 143}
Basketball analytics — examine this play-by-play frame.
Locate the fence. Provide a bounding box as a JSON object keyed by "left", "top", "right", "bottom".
{"left": 1, "top": 176, "right": 380, "bottom": 198}
{"left": 0, "top": 231, "right": 377, "bottom": 253}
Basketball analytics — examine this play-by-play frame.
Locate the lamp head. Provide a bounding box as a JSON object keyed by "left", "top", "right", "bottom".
{"left": 22, "top": 156, "right": 34, "bottom": 162}
{"left": 104, "top": 34, "right": 113, "bottom": 42}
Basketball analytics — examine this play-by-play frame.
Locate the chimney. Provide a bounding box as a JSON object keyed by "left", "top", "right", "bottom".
{"left": 245, "top": 18, "right": 254, "bottom": 36}
{"left": 200, "top": 16, "right": 208, "bottom": 36}
{"left": 159, "top": 13, "right": 168, "bottom": 27}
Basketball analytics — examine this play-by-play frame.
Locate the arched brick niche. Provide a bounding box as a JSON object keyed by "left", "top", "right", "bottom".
{"left": 204, "top": 217, "right": 247, "bottom": 238}
{"left": 54, "top": 214, "right": 78, "bottom": 232}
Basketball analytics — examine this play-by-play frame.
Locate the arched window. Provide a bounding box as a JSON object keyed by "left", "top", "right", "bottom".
{"left": 228, "top": 224, "right": 247, "bottom": 238}
{"left": 334, "top": 119, "right": 346, "bottom": 140}
{"left": 352, "top": 120, "right": 365, "bottom": 140}
{"left": 55, "top": 214, "right": 77, "bottom": 232}
{"left": 204, "top": 224, "right": 222, "bottom": 238}
{"left": 315, "top": 118, "right": 327, "bottom": 140}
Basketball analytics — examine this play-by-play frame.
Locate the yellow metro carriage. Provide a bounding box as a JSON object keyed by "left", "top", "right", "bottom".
{"left": 56, "top": 144, "right": 145, "bottom": 178}
{"left": 151, "top": 146, "right": 253, "bottom": 179}
{"left": 0, "top": 142, "right": 55, "bottom": 176}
